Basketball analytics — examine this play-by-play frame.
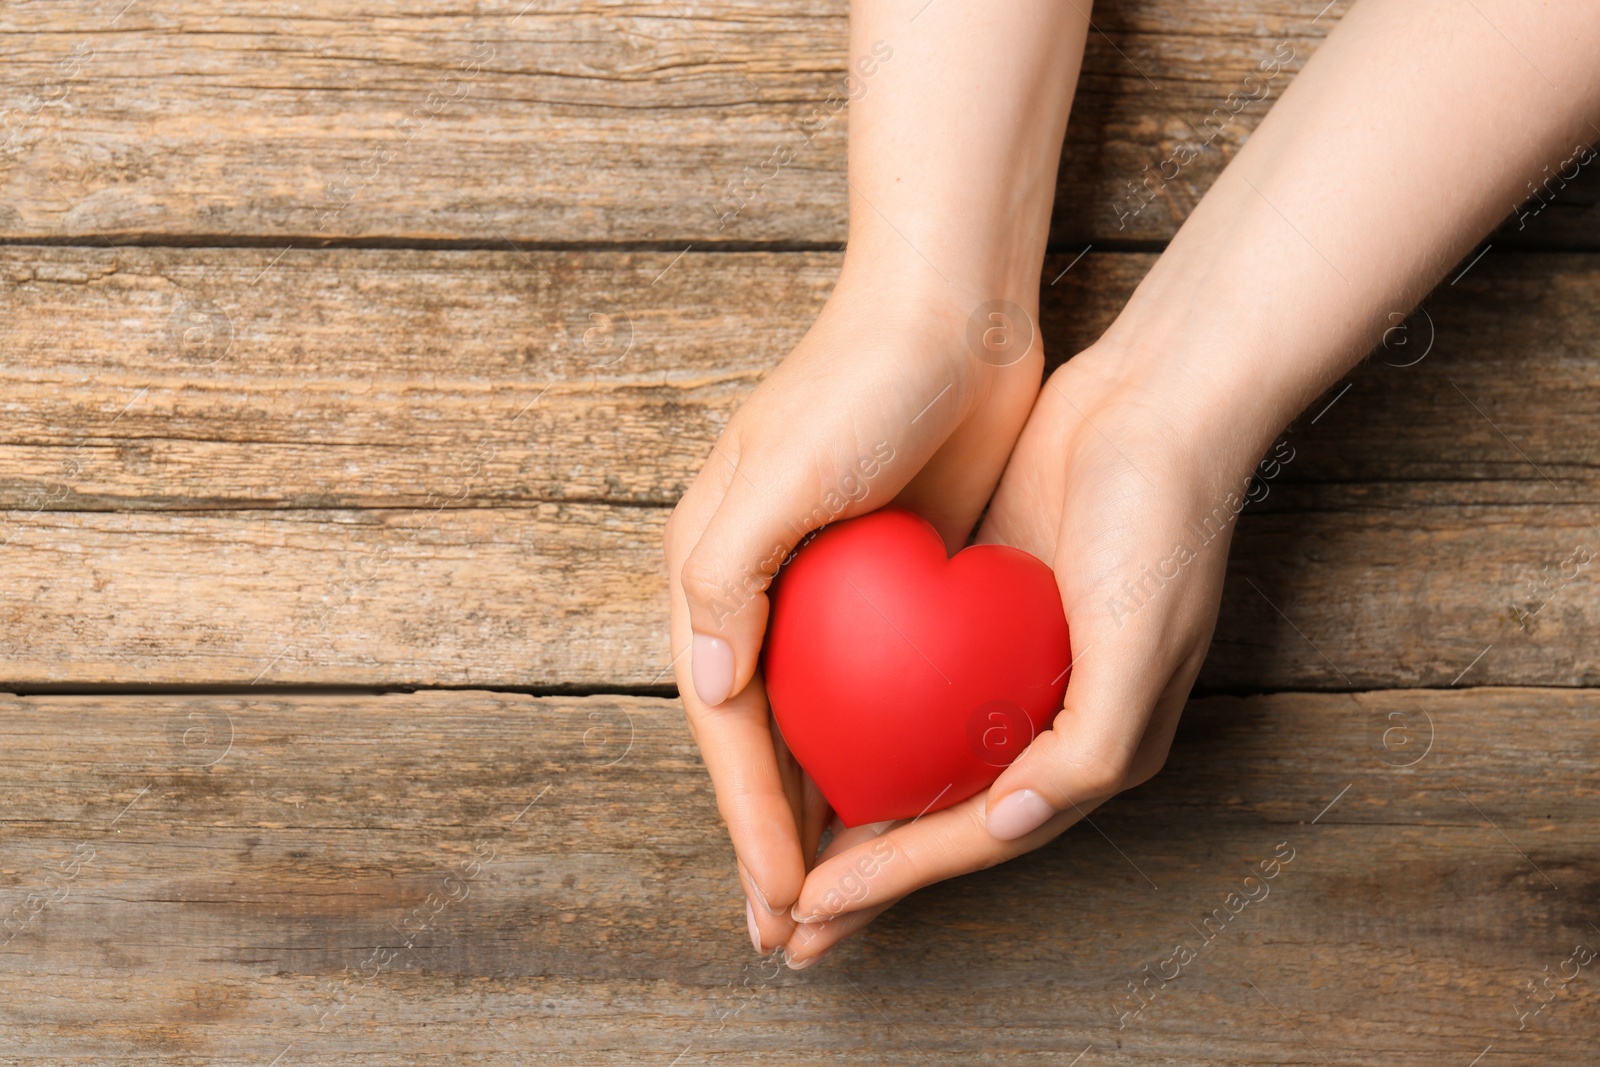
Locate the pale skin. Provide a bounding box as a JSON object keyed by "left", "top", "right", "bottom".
{"left": 665, "top": 0, "right": 1600, "bottom": 968}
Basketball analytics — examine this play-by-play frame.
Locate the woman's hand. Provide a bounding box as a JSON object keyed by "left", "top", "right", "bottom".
{"left": 779, "top": 341, "right": 1274, "bottom": 965}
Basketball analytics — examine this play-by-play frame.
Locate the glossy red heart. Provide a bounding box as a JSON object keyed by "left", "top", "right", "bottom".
{"left": 764, "top": 507, "right": 1071, "bottom": 827}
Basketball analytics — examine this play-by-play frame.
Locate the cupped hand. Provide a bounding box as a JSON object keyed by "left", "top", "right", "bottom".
{"left": 780, "top": 342, "right": 1286, "bottom": 965}
{"left": 663, "top": 254, "right": 1046, "bottom": 955}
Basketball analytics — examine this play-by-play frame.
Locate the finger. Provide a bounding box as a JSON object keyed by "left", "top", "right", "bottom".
{"left": 742, "top": 859, "right": 795, "bottom": 953}
{"left": 744, "top": 723, "right": 820, "bottom": 952}
{"left": 790, "top": 793, "right": 1081, "bottom": 922}
{"left": 772, "top": 714, "right": 808, "bottom": 840}
{"left": 782, "top": 816, "right": 898, "bottom": 941}
{"left": 981, "top": 617, "right": 1197, "bottom": 843}
{"left": 1123, "top": 641, "right": 1212, "bottom": 786}
{"left": 677, "top": 429, "right": 898, "bottom": 710}
{"left": 802, "top": 817, "right": 900, "bottom": 891}
{"left": 698, "top": 681, "right": 806, "bottom": 913}
{"left": 815, "top": 816, "right": 897, "bottom": 859}
{"left": 781, "top": 895, "right": 902, "bottom": 970}
{"left": 667, "top": 474, "right": 806, "bottom": 924}
{"left": 799, "top": 773, "right": 833, "bottom": 869}
{"left": 774, "top": 717, "right": 838, "bottom": 863}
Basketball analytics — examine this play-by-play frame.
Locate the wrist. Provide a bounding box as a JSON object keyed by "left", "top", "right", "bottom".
{"left": 1068, "top": 328, "right": 1300, "bottom": 489}
{"left": 836, "top": 233, "right": 1044, "bottom": 324}
{"left": 1086, "top": 263, "right": 1373, "bottom": 476}
{"left": 1085, "top": 165, "right": 1426, "bottom": 464}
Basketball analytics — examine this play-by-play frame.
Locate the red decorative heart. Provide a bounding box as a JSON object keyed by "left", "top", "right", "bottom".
{"left": 764, "top": 507, "right": 1071, "bottom": 827}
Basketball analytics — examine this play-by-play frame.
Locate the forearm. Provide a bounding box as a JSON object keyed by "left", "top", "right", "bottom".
{"left": 840, "top": 0, "right": 1090, "bottom": 306}
{"left": 1098, "top": 0, "right": 1600, "bottom": 471}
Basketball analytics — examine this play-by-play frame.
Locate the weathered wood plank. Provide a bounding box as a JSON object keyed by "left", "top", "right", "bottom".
{"left": 1214, "top": 504, "right": 1600, "bottom": 689}
{"left": 4, "top": 247, "right": 1600, "bottom": 688}
{"left": 5, "top": 499, "right": 1598, "bottom": 689}
{"left": 0, "top": 688, "right": 1594, "bottom": 1063}
{"left": 5, "top": 247, "right": 1600, "bottom": 511}
{"left": 5, "top": 0, "right": 1589, "bottom": 247}
{"left": 0, "top": 247, "right": 832, "bottom": 511}
{"left": 0, "top": 505, "right": 673, "bottom": 689}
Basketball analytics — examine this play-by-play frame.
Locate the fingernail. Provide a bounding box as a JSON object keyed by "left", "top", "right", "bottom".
{"left": 746, "top": 898, "right": 763, "bottom": 953}
{"left": 691, "top": 632, "right": 735, "bottom": 706}
{"left": 784, "top": 945, "right": 826, "bottom": 971}
{"left": 738, "top": 863, "right": 785, "bottom": 916}
{"left": 789, "top": 903, "right": 830, "bottom": 924}
{"left": 986, "top": 788, "right": 1055, "bottom": 841}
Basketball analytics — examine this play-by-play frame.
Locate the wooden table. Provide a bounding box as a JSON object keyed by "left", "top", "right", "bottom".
{"left": 2, "top": 1, "right": 1597, "bottom": 1062}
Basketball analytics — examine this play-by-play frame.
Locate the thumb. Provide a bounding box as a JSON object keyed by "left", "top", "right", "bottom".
{"left": 978, "top": 621, "right": 1181, "bottom": 843}
{"left": 677, "top": 434, "right": 901, "bottom": 707}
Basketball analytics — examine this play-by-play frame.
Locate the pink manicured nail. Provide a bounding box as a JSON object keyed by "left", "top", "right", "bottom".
{"left": 784, "top": 945, "right": 824, "bottom": 970}
{"left": 746, "top": 898, "right": 762, "bottom": 953}
{"left": 986, "top": 789, "right": 1055, "bottom": 841}
{"left": 691, "top": 632, "right": 735, "bottom": 706}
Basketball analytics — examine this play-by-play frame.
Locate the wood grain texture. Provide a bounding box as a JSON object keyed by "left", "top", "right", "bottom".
{"left": 6, "top": 246, "right": 1600, "bottom": 511}
{"left": 0, "top": 688, "right": 1593, "bottom": 1064}
{"left": 5, "top": 0, "right": 1591, "bottom": 247}
{"left": 0, "top": 505, "right": 674, "bottom": 689}
{"left": 3, "top": 246, "right": 1600, "bottom": 688}
{"left": 0, "top": 246, "right": 833, "bottom": 511}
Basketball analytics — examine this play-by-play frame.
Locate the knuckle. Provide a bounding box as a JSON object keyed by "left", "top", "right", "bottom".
{"left": 1069, "top": 745, "right": 1133, "bottom": 799}
{"left": 678, "top": 554, "right": 730, "bottom": 610}
{"left": 681, "top": 549, "right": 770, "bottom": 630}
